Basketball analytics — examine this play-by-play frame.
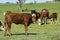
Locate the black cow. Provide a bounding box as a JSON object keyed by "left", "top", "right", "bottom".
{"left": 31, "top": 10, "right": 40, "bottom": 23}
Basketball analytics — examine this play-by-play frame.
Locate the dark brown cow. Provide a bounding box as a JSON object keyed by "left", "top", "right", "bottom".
{"left": 49, "top": 12, "right": 57, "bottom": 24}
{"left": 38, "top": 9, "right": 49, "bottom": 25}
{"left": 4, "top": 11, "right": 33, "bottom": 36}
{"left": 0, "top": 21, "right": 5, "bottom": 31}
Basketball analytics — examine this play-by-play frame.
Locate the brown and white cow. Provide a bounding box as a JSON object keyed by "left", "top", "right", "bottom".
{"left": 0, "top": 21, "right": 5, "bottom": 31}
{"left": 49, "top": 12, "right": 57, "bottom": 24}
{"left": 3, "top": 11, "right": 33, "bottom": 36}
{"left": 38, "top": 9, "right": 49, "bottom": 25}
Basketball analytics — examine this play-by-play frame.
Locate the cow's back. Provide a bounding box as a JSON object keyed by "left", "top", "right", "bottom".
{"left": 41, "top": 9, "right": 49, "bottom": 18}
{"left": 49, "top": 13, "right": 57, "bottom": 18}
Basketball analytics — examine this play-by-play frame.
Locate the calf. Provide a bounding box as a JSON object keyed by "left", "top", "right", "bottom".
{"left": 49, "top": 12, "right": 57, "bottom": 24}
{"left": 4, "top": 11, "right": 32, "bottom": 36}
{"left": 0, "top": 21, "right": 5, "bottom": 31}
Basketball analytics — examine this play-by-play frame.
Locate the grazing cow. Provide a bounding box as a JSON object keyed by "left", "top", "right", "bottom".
{"left": 49, "top": 12, "right": 57, "bottom": 24}
{"left": 31, "top": 10, "right": 40, "bottom": 23}
{"left": 3, "top": 11, "right": 33, "bottom": 36}
{"left": 0, "top": 21, "right": 5, "bottom": 31}
{"left": 38, "top": 9, "right": 49, "bottom": 25}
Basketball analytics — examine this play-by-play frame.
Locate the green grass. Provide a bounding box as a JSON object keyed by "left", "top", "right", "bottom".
{"left": 0, "top": 2, "right": 60, "bottom": 40}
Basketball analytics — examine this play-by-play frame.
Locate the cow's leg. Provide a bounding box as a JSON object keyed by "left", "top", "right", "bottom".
{"left": 44, "top": 17, "right": 47, "bottom": 24}
{"left": 53, "top": 18, "right": 56, "bottom": 24}
{"left": 4, "top": 23, "right": 12, "bottom": 36}
{"left": 24, "top": 22, "right": 28, "bottom": 36}
{"left": 46, "top": 17, "right": 47, "bottom": 24}
{"left": 55, "top": 18, "right": 57, "bottom": 23}
{"left": 51, "top": 18, "right": 53, "bottom": 24}
{"left": 24, "top": 26, "right": 28, "bottom": 36}
{"left": 38, "top": 19, "right": 41, "bottom": 25}
{"left": 7, "top": 23, "right": 12, "bottom": 36}
{"left": 51, "top": 18, "right": 55, "bottom": 24}
{"left": 51, "top": 18, "right": 54, "bottom": 24}
{"left": 4, "top": 23, "right": 8, "bottom": 36}
{"left": 40, "top": 17, "right": 43, "bottom": 25}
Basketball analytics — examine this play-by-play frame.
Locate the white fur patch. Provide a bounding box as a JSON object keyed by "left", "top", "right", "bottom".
{"left": 43, "top": 10, "right": 46, "bottom": 12}
{"left": 38, "top": 19, "right": 41, "bottom": 25}
{"left": 32, "top": 13, "right": 36, "bottom": 17}
{"left": 51, "top": 18, "right": 54, "bottom": 24}
{"left": 38, "top": 19, "right": 41, "bottom": 22}
{"left": 0, "top": 26, "right": 5, "bottom": 31}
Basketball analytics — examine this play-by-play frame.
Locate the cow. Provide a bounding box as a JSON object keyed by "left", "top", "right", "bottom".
{"left": 3, "top": 11, "right": 33, "bottom": 36}
{"left": 0, "top": 21, "right": 5, "bottom": 31}
{"left": 49, "top": 12, "right": 57, "bottom": 24}
{"left": 31, "top": 10, "right": 40, "bottom": 23}
{"left": 38, "top": 9, "right": 49, "bottom": 25}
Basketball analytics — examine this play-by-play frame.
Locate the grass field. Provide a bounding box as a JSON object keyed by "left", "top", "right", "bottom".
{"left": 0, "top": 2, "right": 60, "bottom": 40}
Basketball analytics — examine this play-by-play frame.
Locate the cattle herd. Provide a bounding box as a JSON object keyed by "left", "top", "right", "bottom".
{"left": 0, "top": 9, "right": 57, "bottom": 36}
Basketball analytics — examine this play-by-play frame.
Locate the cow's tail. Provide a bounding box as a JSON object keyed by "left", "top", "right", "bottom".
{"left": 3, "top": 12, "right": 6, "bottom": 16}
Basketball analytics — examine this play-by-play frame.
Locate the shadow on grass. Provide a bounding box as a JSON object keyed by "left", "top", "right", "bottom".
{"left": 41, "top": 23, "right": 50, "bottom": 25}
{"left": 0, "top": 29, "right": 3, "bottom": 31}
{"left": 11, "top": 33, "right": 37, "bottom": 36}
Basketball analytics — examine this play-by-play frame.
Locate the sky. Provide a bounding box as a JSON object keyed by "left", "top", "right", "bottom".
{"left": 0, "top": 0, "right": 53, "bottom": 3}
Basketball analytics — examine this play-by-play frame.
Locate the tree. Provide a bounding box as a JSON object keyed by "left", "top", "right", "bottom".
{"left": 18, "top": 0, "right": 23, "bottom": 12}
{"left": 5, "top": 2, "right": 10, "bottom": 4}
{"left": 18, "top": 0, "right": 26, "bottom": 12}
{"left": 23, "top": 0, "right": 26, "bottom": 3}
{"left": 34, "top": 0, "right": 37, "bottom": 4}
{"left": 53, "top": 0, "right": 60, "bottom": 2}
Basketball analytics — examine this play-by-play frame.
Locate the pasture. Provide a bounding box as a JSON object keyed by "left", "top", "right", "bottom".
{"left": 0, "top": 2, "right": 60, "bottom": 40}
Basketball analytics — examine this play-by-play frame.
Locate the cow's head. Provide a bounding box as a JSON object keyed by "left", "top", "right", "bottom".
{"left": 31, "top": 10, "right": 37, "bottom": 23}
{"left": 32, "top": 14, "right": 36, "bottom": 23}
